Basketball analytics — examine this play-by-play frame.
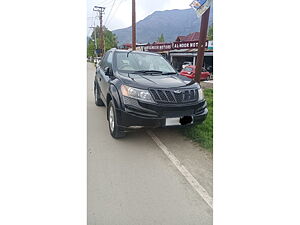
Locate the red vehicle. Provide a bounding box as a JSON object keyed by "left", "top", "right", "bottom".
{"left": 179, "top": 65, "right": 210, "bottom": 80}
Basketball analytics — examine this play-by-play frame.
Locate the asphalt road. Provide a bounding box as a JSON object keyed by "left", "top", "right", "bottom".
{"left": 87, "top": 63, "right": 213, "bottom": 225}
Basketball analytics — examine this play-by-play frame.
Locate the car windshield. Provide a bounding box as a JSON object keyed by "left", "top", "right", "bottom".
{"left": 183, "top": 67, "right": 193, "bottom": 72}
{"left": 116, "top": 52, "right": 176, "bottom": 74}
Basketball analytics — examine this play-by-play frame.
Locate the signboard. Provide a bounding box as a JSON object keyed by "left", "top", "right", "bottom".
{"left": 190, "top": 0, "right": 212, "bottom": 17}
{"left": 144, "top": 40, "right": 211, "bottom": 52}
{"left": 95, "top": 49, "right": 102, "bottom": 54}
{"left": 173, "top": 41, "right": 208, "bottom": 50}
{"left": 144, "top": 43, "right": 172, "bottom": 52}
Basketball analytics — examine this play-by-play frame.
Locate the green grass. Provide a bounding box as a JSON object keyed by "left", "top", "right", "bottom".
{"left": 183, "top": 89, "right": 213, "bottom": 150}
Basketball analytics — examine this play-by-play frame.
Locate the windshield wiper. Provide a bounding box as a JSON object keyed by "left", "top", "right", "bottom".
{"left": 127, "top": 50, "right": 133, "bottom": 57}
{"left": 162, "top": 72, "right": 177, "bottom": 75}
{"left": 131, "top": 70, "right": 163, "bottom": 74}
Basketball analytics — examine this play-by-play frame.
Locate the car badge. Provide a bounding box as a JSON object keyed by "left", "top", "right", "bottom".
{"left": 174, "top": 90, "right": 182, "bottom": 94}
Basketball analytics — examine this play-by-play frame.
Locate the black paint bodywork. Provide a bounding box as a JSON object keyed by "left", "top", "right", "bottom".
{"left": 95, "top": 49, "right": 208, "bottom": 130}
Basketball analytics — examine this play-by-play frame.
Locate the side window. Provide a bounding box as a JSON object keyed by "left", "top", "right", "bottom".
{"left": 99, "top": 58, "right": 105, "bottom": 70}
{"left": 100, "top": 52, "right": 109, "bottom": 70}
{"left": 100, "top": 52, "right": 113, "bottom": 70}
{"left": 107, "top": 52, "right": 113, "bottom": 66}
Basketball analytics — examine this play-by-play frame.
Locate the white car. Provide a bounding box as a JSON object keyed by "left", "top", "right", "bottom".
{"left": 94, "top": 57, "right": 102, "bottom": 67}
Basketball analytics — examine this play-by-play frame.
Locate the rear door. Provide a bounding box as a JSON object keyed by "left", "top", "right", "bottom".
{"left": 96, "top": 52, "right": 108, "bottom": 102}
{"left": 99, "top": 51, "right": 113, "bottom": 102}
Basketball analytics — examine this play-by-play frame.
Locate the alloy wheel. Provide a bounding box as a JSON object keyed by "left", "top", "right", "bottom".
{"left": 109, "top": 106, "right": 115, "bottom": 132}
{"left": 94, "top": 86, "right": 98, "bottom": 101}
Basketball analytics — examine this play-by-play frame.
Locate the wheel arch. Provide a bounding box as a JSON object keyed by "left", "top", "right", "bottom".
{"left": 106, "top": 84, "right": 122, "bottom": 120}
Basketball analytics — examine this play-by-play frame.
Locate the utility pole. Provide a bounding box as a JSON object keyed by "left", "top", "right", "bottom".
{"left": 93, "top": 6, "right": 105, "bottom": 57}
{"left": 194, "top": 7, "right": 210, "bottom": 83}
{"left": 89, "top": 26, "right": 98, "bottom": 58}
{"left": 132, "top": 0, "right": 136, "bottom": 50}
{"left": 88, "top": 26, "right": 97, "bottom": 49}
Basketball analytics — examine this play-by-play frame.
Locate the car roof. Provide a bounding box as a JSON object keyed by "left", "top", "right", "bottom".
{"left": 111, "top": 49, "right": 160, "bottom": 56}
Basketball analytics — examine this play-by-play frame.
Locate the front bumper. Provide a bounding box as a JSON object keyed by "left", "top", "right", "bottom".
{"left": 116, "top": 97, "right": 208, "bottom": 129}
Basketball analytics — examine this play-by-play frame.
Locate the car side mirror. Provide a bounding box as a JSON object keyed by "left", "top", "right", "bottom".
{"left": 104, "top": 67, "right": 113, "bottom": 77}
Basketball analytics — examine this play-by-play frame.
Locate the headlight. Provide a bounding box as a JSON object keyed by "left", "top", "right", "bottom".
{"left": 121, "top": 85, "right": 154, "bottom": 103}
{"left": 198, "top": 88, "right": 204, "bottom": 101}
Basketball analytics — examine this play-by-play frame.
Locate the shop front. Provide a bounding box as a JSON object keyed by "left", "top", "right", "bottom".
{"left": 143, "top": 40, "right": 213, "bottom": 73}
{"left": 170, "top": 49, "right": 213, "bottom": 72}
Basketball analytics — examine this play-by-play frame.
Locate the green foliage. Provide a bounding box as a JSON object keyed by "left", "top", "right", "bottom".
{"left": 104, "top": 28, "right": 117, "bottom": 51}
{"left": 183, "top": 89, "right": 213, "bottom": 150}
{"left": 87, "top": 39, "right": 95, "bottom": 58}
{"left": 87, "top": 26, "right": 118, "bottom": 57}
{"left": 207, "top": 25, "right": 213, "bottom": 41}
{"left": 157, "top": 33, "right": 165, "bottom": 42}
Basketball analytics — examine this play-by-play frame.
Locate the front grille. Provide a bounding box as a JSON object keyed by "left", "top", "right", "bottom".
{"left": 149, "top": 88, "right": 198, "bottom": 104}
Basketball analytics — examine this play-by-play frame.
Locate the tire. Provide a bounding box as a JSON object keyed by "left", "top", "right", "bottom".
{"left": 108, "top": 101, "right": 126, "bottom": 139}
{"left": 94, "top": 82, "right": 104, "bottom": 106}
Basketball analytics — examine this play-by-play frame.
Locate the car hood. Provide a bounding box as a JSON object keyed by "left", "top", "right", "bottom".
{"left": 118, "top": 72, "right": 197, "bottom": 89}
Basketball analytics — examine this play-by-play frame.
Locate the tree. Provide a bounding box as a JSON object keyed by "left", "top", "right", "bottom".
{"left": 87, "top": 26, "right": 118, "bottom": 57}
{"left": 207, "top": 25, "right": 213, "bottom": 41}
{"left": 104, "top": 28, "right": 118, "bottom": 51}
{"left": 87, "top": 39, "right": 95, "bottom": 57}
{"left": 156, "top": 33, "right": 165, "bottom": 42}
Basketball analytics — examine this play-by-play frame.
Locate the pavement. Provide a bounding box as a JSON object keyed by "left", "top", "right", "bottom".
{"left": 200, "top": 80, "right": 213, "bottom": 89}
{"left": 87, "top": 63, "right": 213, "bottom": 225}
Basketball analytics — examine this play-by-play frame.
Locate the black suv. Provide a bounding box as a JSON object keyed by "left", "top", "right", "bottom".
{"left": 94, "top": 49, "right": 208, "bottom": 138}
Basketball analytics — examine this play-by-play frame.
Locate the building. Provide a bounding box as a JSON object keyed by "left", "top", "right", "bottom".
{"left": 142, "top": 32, "right": 213, "bottom": 72}
{"left": 170, "top": 32, "right": 213, "bottom": 72}
{"left": 119, "top": 43, "right": 132, "bottom": 50}
{"left": 119, "top": 43, "right": 149, "bottom": 51}
{"left": 117, "top": 33, "right": 213, "bottom": 73}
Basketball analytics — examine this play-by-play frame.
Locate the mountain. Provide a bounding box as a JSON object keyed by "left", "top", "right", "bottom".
{"left": 112, "top": 8, "right": 213, "bottom": 45}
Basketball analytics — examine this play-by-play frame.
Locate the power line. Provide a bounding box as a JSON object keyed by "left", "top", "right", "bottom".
{"left": 104, "top": 0, "right": 117, "bottom": 25}
{"left": 98, "top": 0, "right": 114, "bottom": 5}
{"left": 87, "top": 29, "right": 93, "bottom": 38}
{"left": 87, "top": 16, "right": 97, "bottom": 25}
{"left": 89, "top": 26, "right": 97, "bottom": 49}
{"left": 93, "top": 6, "right": 105, "bottom": 57}
{"left": 105, "top": 0, "right": 127, "bottom": 27}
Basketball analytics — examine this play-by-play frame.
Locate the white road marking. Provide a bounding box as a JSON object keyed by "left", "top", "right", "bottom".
{"left": 147, "top": 130, "right": 213, "bottom": 209}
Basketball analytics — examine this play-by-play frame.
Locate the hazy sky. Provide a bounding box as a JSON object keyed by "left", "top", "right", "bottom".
{"left": 87, "top": 0, "right": 193, "bottom": 36}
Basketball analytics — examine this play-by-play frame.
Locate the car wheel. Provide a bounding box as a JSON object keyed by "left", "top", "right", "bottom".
{"left": 94, "top": 82, "right": 104, "bottom": 106}
{"left": 108, "top": 101, "right": 126, "bottom": 139}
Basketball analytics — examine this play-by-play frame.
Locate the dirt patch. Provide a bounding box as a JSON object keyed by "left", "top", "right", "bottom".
{"left": 200, "top": 81, "right": 213, "bottom": 89}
